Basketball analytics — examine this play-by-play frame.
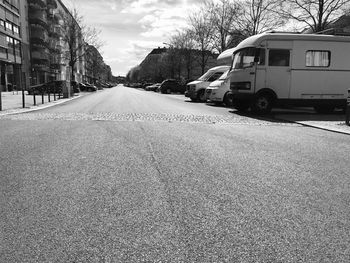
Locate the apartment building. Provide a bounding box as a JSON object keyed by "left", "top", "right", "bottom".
{"left": 0, "top": 0, "right": 109, "bottom": 94}
{"left": 0, "top": 0, "right": 22, "bottom": 91}
{"left": 26, "top": 0, "right": 85, "bottom": 86}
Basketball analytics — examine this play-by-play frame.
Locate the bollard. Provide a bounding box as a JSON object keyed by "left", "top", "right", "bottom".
{"left": 346, "top": 89, "right": 350, "bottom": 126}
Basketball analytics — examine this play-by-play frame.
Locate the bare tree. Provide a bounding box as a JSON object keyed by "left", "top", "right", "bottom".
{"left": 170, "top": 29, "right": 196, "bottom": 80}
{"left": 206, "top": 0, "right": 240, "bottom": 53}
{"left": 235, "top": 0, "right": 285, "bottom": 37}
{"left": 281, "top": 0, "right": 350, "bottom": 32}
{"left": 189, "top": 7, "right": 215, "bottom": 74}
{"left": 60, "top": 8, "right": 101, "bottom": 82}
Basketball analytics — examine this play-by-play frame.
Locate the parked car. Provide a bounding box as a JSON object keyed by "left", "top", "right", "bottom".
{"left": 160, "top": 79, "right": 186, "bottom": 94}
{"left": 28, "top": 83, "right": 46, "bottom": 95}
{"left": 71, "top": 81, "right": 81, "bottom": 93}
{"left": 28, "top": 80, "right": 66, "bottom": 95}
{"left": 206, "top": 70, "right": 233, "bottom": 106}
{"left": 145, "top": 83, "right": 160, "bottom": 91}
{"left": 142, "top": 83, "right": 153, "bottom": 89}
{"left": 84, "top": 83, "right": 97, "bottom": 92}
{"left": 77, "top": 82, "right": 87, "bottom": 91}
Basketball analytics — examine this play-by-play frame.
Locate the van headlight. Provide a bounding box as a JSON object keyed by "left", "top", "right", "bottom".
{"left": 230, "top": 82, "right": 251, "bottom": 90}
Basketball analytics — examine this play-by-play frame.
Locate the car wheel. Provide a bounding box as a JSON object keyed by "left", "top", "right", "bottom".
{"left": 197, "top": 89, "right": 206, "bottom": 102}
{"left": 251, "top": 93, "right": 273, "bottom": 114}
{"left": 223, "top": 93, "right": 233, "bottom": 107}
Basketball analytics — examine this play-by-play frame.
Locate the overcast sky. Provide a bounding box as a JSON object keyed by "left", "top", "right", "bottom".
{"left": 61, "top": 0, "right": 201, "bottom": 77}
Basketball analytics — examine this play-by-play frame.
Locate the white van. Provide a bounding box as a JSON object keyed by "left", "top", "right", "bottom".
{"left": 185, "top": 65, "right": 230, "bottom": 102}
{"left": 206, "top": 48, "right": 237, "bottom": 105}
{"left": 230, "top": 32, "right": 350, "bottom": 113}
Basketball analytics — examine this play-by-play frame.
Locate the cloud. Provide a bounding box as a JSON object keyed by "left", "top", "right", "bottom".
{"left": 61, "top": 0, "right": 203, "bottom": 76}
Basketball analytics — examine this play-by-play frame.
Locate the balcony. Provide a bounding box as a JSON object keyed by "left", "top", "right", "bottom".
{"left": 47, "top": 9, "right": 62, "bottom": 24}
{"left": 29, "top": 9, "right": 48, "bottom": 30}
{"left": 32, "top": 58, "right": 50, "bottom": 72}
{"left": 28, "top": 0, "right": 46, "bottom": 9}
{"left": 50, "top": 63, "right": 61, "bottom": 71}
{"left": 47, "top": 0, "right": 57, "bottom": 9}
{"left": 30, "top": 29, "right": 49, "bottom": 48}
{"left": 48, "top": 26, "right": 62, "bottom": 39}
{"left": 32, "top": 51, "right": 49, "bottom": 61}
{"left": 48, "top": 40, "right": 61, "bottom": 53}
{"left": 31, "top": 44, "right": 49, "bottom": 55}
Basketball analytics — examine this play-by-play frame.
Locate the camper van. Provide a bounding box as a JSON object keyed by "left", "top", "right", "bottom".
{"left": 230, "top": 32, "right": 350, "bottom": 113}
{"left": 206, "top": 48, "right": 237, "bottom": 105}
{"left": 185, "top": 65, "right": 230, "bottom": 102}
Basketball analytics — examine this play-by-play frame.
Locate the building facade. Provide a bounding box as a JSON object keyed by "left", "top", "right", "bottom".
{"left": 27, "top": 0, "right": 81, "bottom": 85}
{"left": 2, "top": 0, "right": 112, "bottom": 94}
{"left": 85, "top": 44, "right": 112, "bottom": 84}
{"left": 0, "top": 0, "right": 22, "bottom": 91}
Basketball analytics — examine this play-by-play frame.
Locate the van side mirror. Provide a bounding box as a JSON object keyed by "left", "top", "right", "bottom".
{"left": 254, "top": 56, "right": 260, "bottom": 63}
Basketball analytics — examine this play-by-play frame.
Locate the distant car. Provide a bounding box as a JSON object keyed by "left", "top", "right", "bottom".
{"left": 28, "top": 80, "right": 66, "bottom": 95}
{"left": 145, "top": 83, "right": 160, "bottom": 91}
{"left": 28, "top": 83, "right": 46, "bottom": 95}
{"left": 142, "top": 83, "right": 153, "bottom": 89}
{"left": 159, "top": 79, "right": 186, "bottom": 94}
{"left": 84, "top": 83, "right": 97, "bottom": 92}
{"left": 71, "top": 81, "right": 81, "bottom": 93}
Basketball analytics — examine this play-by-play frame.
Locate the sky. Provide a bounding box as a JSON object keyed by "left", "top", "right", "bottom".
{"left": 61, "top": 0, "right": 202, "bottom": 77}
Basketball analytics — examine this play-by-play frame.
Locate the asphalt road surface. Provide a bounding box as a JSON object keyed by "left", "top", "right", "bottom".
{"left": 1, "top": 85, "right": 349, "bottom": 262}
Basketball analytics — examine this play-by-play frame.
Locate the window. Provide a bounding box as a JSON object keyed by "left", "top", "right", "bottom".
{"left": 13, "top": 25, "right": 19, "bottom": 34}
{"left": 257, "top": 48, "right": 265, "bottom": 65}
{"left": 306, "top": 50, "right": 330, "bottom": 67}
{"left": 5, "top": 21, "right": 12, "bottom": 31}
{"left": 232, "top": 48, "right": 256, "bottom": 69}
{"left": 6, "top": 36, "right": 14, "bottom": 55}
{"left": 0, "top": 20, "right": 4, "bottom": 28}
{"left": 268, "top": 49, "right": 290, "bottom": 66}
{"left": 0, "top": 47, "right": 7, "bottom": 59}
{"left": 14, "top": 39, "right": 20, "bottom": 56}
{"left": 208, "top": 72, "right": 224, "bottom": 82}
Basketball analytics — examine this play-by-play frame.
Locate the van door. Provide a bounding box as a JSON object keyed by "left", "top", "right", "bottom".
{"left": 230, "top": 48, "right": 257, "bottom": 93}
{"left": 266, "top": 49, "right": 291, "bottom": 99}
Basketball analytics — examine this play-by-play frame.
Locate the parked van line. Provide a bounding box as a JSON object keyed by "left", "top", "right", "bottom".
{"left": 206, "top": 47, "right": 237, "bottom": 106}
{"left": 185, "top": 66, "right": 230, "bottom": 102}
{"left": 230, "top": 32, "right": 350, "bottom": 114}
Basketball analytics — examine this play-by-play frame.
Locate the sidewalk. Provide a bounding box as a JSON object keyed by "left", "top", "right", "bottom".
{"left": 0, "top": 91, "right": 82, "bottom": 115}
{"left": 274, "top": 108, "right": 350, "bottom": 135}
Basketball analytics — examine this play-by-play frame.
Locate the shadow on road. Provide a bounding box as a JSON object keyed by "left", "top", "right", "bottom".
{"left": 230, "top": 107, "right": 346, "bottom": 123}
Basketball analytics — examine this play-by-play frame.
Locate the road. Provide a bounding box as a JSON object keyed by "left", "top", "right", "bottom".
{"left": 1, "top": 85, "right": 349, "bottom": 262}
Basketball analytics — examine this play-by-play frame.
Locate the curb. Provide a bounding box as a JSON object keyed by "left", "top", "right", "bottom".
{"left": 292, "top": 121, "right": 350, "bottom": 136}
{"left": 0, "top": 93, "right": 84, "bottom": 116}
{"left": 273, "top": 115, "right": 350, "bottom": 136}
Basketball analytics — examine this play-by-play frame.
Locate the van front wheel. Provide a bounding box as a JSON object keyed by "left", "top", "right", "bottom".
{"left": 197, "top": 90, "right": 206, "bottom": 102}
{"left": 251, "top": 94, "right": 273, "bottom": 114}
{"left": 223, "top": 93, "right": 233, "bottom": 107}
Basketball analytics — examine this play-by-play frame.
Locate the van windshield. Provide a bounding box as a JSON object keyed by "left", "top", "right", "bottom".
{"left": 197, "top": 71, "right": 214, "bottom": 81}
{"left": 232, "top": 48, "right": 256, "bottom": 69}
{"left": 232, "top": 48, "right": 265, "bottom": 69}
{"left": 218, "top": 70, "right": 230, "bottom": 80}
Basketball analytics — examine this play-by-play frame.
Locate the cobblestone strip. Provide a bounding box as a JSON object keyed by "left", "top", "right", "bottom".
{"left": 0, "top": 112, "right": 300, "bottom": 126}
